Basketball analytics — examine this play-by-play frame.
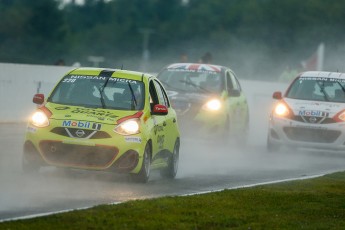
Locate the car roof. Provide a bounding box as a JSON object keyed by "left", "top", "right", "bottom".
{"left": 165, "top": 63, "right": 226, "bottom": 73}
{"left": 299, "top": 71, "right": 345, "bottom": 79}
{"left": 67, "top": 67, "right": 155, "bottom": 81}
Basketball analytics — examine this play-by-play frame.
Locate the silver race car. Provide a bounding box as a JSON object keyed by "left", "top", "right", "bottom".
{"left": 268, "top": 71, "right": 345, "bottom": 152}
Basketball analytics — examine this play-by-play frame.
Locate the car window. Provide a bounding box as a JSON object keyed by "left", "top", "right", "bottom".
{"left": 286, "top": 77, "right": 345, "bottom": 102}
{"left": 226, "top": 72, "right": 234, "bottom": 90}
{"left": 230, "top": 72, "right": 241, "bottom": 91}
{"left": 158, "top": 68, "right": 222, "bottom": 94}
{"left": 149, "top": 79, "right": 160, "bottom": 109}
{"left": 48, "top": 74, "right": 144, "bottom": 110}
{"left": 153, "top": 80, "right": 170, "bottom": 107}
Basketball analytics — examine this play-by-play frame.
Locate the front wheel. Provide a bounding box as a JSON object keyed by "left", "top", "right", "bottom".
{"left": 22, "top": 143, "right": 41, "bottom": 174}
{"left": 131, "top": 142, "right": 151, "bottom": 183}
{"left": 161, "top": 139, "right": 180, "bottom": 179}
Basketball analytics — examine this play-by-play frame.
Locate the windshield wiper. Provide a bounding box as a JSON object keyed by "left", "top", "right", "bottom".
{"left": 336, "top": 81, "right": 345, "bottom": 93}
{"left": 127, "top": 82, "right": 137, "bottom": 110}
{"left": 159, "top": 79, "right": 188, "bottom": 92}
{"left": 98, "top": 76, "right": 112, "bottom": 109}
{"left": 316, "top": 81, "right": 330, "bottom": 101}
{"left": 179, "top": 79, "right": 212, "bottom": 94}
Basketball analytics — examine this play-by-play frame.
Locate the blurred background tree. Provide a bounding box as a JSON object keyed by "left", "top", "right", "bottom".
{"left": 0, "top": 0, "right": 345, "bottom": 79}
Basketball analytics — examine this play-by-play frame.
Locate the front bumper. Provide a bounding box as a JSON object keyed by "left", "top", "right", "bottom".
{"left": 24, "top": 123, "right": 145, "bottom": 173}
{"left": 268, "top": 115, "right": 345, "bottom": 150}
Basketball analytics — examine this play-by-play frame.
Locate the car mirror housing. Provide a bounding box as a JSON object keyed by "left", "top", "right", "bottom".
{"left": 151, "top": 104, "right": 168, "bottom": 115}
{"left": 272, "top": 91, "right": 282, "bottom": 100}
{"left": 33, "top": 94, "right": 45, "bottom": 104}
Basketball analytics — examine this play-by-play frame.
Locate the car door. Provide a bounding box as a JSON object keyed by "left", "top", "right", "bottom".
{"left": 149, "top": 79, "right": 170, "bottom": 156}
{"left": 153, "top": 79, "right": 178, "bottom": 151}
{"left": 225, "top": 71, "right": 249, "bottom": 132}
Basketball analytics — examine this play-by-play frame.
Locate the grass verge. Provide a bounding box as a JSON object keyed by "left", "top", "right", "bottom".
{"left": 1, "top": 172, "right": 345, "bottom": 229}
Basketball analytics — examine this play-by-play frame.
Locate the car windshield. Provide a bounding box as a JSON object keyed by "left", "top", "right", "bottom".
{"left": 157, "top": 68, "right": 223, "bottom": 94}
{"left": 48, "top": 75, "right": 145, "bottom": 110}
{"left": 286, "top": 77, "right": 345, "bottom": 103}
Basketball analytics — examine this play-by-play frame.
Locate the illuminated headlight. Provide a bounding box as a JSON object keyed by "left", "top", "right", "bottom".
{"left": 274, "top": 102, "right": 290, "bottom": 117}
{"left": 31, "top": 111, "right": 50, "bottom": 127}
{"left": 203, "top": 99, "right": 222, "bottom": 111}
{"left": 114, "top": 119, "right": 140, "bottom": 135}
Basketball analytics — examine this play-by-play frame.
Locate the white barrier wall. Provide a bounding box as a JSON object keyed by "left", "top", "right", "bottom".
{"left": 0, "top": 63, "right": 74, "bottom": 122}
{"left": 0, "top": 63, "right": 288, "bottom": 123}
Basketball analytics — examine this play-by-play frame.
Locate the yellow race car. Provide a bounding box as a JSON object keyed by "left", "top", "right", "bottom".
{"left": 23, "top": 68, "right": 180, "bottom": 183}
{"left": 157, "top": 63, "right": 249, "bottom": 144}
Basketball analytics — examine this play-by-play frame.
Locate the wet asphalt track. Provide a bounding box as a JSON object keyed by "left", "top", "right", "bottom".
{"left": 1, "top": 122, "right": 345, "bottom": 221}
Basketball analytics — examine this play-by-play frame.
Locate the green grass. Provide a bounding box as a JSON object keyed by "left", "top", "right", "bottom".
{"left": 2, "top": 172, "right": 345, "bottom": 229}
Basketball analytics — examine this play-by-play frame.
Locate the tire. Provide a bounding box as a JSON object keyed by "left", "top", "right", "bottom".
{"left": 22, "top": 142, "right": 41, "bottom": 174}
{"left": 161, "top": 139, "right": 180, "bottom": 179}
{"left": 131, "top": 142, "right": 151, "bottom": 183}
{"left": 267, "top": 135, "right": 280, "bottom": 152}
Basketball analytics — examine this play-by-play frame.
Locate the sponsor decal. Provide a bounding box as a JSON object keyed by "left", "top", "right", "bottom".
{"left": 71, "top": 107, "right": 117, "bottom": 119}
{"left": 125, "top": 137, "right": 142, "bottom": 143}
{"left": 62, "top": 120, "right": 102, "bottom": 130}
{"left": 300, "top": 77, "right": 328, "bottom": 81}
{"left": 154, "top": 125, "right": 164, "bottom": 135}
{"left": 298, "top": 110, "right": 328, "bottom": 117}
{"left": 157, "top": 135, "right": 165, "bottom": 149}
{"left": 66, "top": 75, "right": 138, "bottom": 84}
{"left": 300, "top": 77, "right": 345, "bottom": 83}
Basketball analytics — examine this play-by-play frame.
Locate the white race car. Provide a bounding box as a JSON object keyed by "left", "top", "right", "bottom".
{"left": 267, "top": 71, "right": 345, "bottom": 152}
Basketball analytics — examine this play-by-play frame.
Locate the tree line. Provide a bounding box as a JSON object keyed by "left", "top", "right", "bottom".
{"left": 1, "top": 0, "right": 345, "bottom": 79}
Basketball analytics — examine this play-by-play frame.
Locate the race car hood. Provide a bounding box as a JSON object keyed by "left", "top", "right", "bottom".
{"left": 44, "top": 103, "right": 140, "bottom": 125}
{"left": 284, "top": 98, "right": 345, "bottom": 118}
{"left": 167, "top": 91, "right": 214, "bottom": 114}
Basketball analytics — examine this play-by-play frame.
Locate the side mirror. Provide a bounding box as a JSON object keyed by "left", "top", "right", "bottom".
{"left": 272, "top": 91, "right": 282, "bottom": 100}
{"left": 33, "top": 94, "right": 44, "bottom": 104}
{"left": 152, "top": 104, "right": 168, "bottom": 115}
{"left": 228, "top": 89, "right": 241, "bottom": 97}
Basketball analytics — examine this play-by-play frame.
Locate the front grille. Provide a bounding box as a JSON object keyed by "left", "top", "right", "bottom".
{"left": 50, "top": 127, "right": 111, "bottom": 139}
{"left": 291, "top": 115, "right": 335, "bottom": 124}
{"left": 283, "top": 127, "right": 340, "bottom": 143}
{"left": 39, "top": 141, "right": 118, "bottom": 168}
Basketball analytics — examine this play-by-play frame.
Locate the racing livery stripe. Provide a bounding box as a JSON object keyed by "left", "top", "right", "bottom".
{"left": 116, "top": 111, "right": 144, "bottom": 124}
{"left": 98, "top": 70, "right": 115, "bottom": 78}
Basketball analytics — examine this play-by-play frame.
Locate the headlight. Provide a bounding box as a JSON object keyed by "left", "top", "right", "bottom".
{"left": 114, "top": 119, "right": 140, "bottom": 135}
{"left": 273, "top": 102, "right": 290, "bottom": 117}
{"left": 202, "top": 99, "right": 222, "bottom": 111}
{"left": 31, "top": 111, "right": 50, "bottom": 127}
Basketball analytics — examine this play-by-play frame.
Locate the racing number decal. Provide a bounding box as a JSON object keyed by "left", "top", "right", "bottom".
{"left": 62, "top": 78, "right": 76, "bottom": 83}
